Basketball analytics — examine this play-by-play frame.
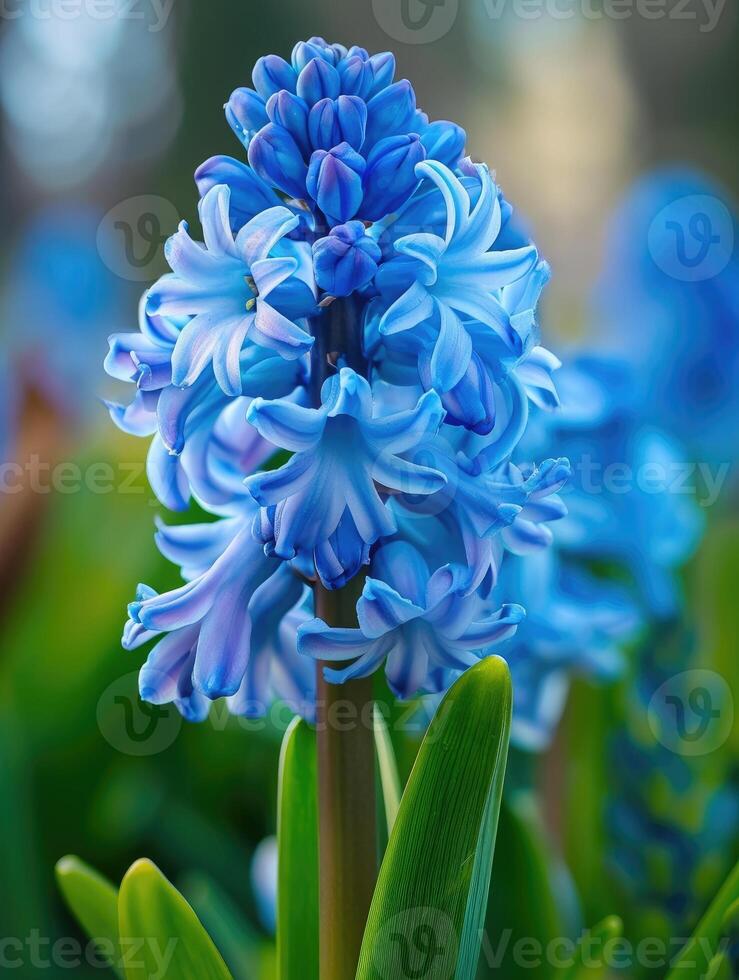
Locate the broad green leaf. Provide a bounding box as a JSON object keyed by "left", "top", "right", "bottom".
{"left": 477, "top": 793, "right": 563, "bottom": 979}
{"left": 374, "top": 708, "right": 402, "bottom": 836}
{"left": 55, "top": 855, "right": 122, "bottom": 977}
{"left": 277, "top": 718, "right": 318, "bottom": 980}
{"left": 554, "top": 915, "right": 623, "bottom": 980}
{"left": 666, "top": 858, "right": 739, "bottom": 980}
{"left": 356, "top": 656, "right": 512, "bottom": 980}
{"left": 118, "top": 858, "right": 232, "bottom": 980}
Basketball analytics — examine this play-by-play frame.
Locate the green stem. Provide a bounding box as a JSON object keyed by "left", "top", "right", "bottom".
{"left": 310, "top": 297, "right": 377, "bottom": 979}
{"left": 315, "top": 582, "right": 377, "bottom": 980}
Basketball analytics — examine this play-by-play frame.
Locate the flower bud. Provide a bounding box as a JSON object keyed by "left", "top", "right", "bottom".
{"left": 252, "top": 55, "right": 296, "bottom": 100}
{"left": 361, "top": 134, "right": 426, "bottom": 221}
{"left": 296, "top": 57, "right": 340, "bottom": 104}
{"left": 307, "top": 143, "right": 366, "bottom": 226}
{"left": 248, "top": 123, "right": 308, "bottom": 200}
{"left": 421, "top": 120, "right": 467, "bottom": 169}
{"left": 308, "top": 96, "right": 367, "bottom": 151}
{"left": 313, "top": 221, "right": 382, "bottom": 296}
{"left": 225, "top": 88, "right": 268, "bottom": 146}
{"left": 266, "top": 91, "right": 310, "bottom": 157}
{"left": 364, "top": 79, "right": 414, "bottom": 147}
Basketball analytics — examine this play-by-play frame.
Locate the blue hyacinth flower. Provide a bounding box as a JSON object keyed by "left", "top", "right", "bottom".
{"left": 299, "top": 541, "right": 524, "bottom": 698}
{"left": 105, "top": 298, "right": 303, "bottom": 511}
{"left": 375, "top": 160, "right": 538, "bottom": 398}
{"left": 146, "top": 184, "right": 316, "bottom": 395}
{"left": 245, "top": 368, "right": 446, "bottom": 586}
{"left": 123, "top": 503, "right": 312, "bottom": 713}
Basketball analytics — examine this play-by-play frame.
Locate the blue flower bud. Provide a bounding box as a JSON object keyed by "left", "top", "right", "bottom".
{"left": 366, "top": 51, "right": 396, "bottom": 98}
{"left": 361, "top": 134, "right": 425, "bottom": 221}
{"left": 308, "top": 96, "right": 367, "bottom": 151}
{"left": 252, "top": 55, "right": 296, "bottom": 100}
{"left": 248, "top": 123, "right": 308, "bottom": 200}
{"left": 266, "top": 91, "right": 310, "bottom": 157}
{"left": 296, "top": 57, "right": 341, "bottom": 104}
{"left": 364, "top": 79, "right": 416, "bottom": 148}
{"left": 337, "top": 55, "right": 373, "bottom": 98}
{"left": 421, "top": 120, "right": 467, "bottom": 169}
{"left": 225, "top": 87, "right": 268, "bottom": 146}
{"left": 292, "top": 39, "right": 334, "bottom": 72}
{"left": 307, "top": 144, "right": 366, "bottom": 225}
{"left": 313, "top": 221, "right": 382, "bottom": 296}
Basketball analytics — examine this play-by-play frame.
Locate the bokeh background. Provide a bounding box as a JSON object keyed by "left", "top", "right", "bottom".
{"left": 0, "top": 1, "right": 737, "bottom": 976}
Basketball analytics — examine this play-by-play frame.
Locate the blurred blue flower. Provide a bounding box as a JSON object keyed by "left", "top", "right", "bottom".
{"left": 220, "top": 37, "right": 466, "bottom": 234}
{"left": 523, "top": 355, "right": 704, "bottom": 618}
{"left": 299, "top": 541, "right": 524, "bottom": 698}
{"left": 146, "top": 184, "right": 316, "bottom": 394}
{"left": 607, "top": 634, "right": 739, "bottom": 935}
{"left": 3, "top": 205, "right": 128, "bottom": 419}
{"left": 593, "top": 168, "right": 739, "bottom": 473}
{"left": 250, "top": 837, "right": 278, "bottom": 935}
{"left": 497, "top": 549, "right": 638, "bottom": 750}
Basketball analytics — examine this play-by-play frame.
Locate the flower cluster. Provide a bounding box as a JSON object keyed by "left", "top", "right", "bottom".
{"left": 105, "top": 37, "right": 571, "bottom": 722}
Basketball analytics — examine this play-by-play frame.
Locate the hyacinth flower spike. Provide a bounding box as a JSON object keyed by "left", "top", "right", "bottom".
{"left": 102, "top": 37, "right": 582, "bottom": 980}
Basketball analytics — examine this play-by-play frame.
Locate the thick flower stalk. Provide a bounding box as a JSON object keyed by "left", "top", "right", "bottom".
{"left": 104, "top": 36, "right": 575, "bottom": 978}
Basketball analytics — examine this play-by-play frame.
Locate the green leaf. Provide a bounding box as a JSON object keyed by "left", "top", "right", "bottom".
{"left": 374, "top": 708, "right": 402, "bottom": 837}
{"left": 55, "top": 855, "right": 122, "bottom": 978}
{"left": 666, "top": 858, "right": 739, "bottom": 980}
{"left": 277, "top": 718, "right": 319, "bottom": 980}
{"left": 554, "top": 915, "right": 623, "bottom": 980}
{"left": 356, "top": 656, "right": 512, "bottom": 980}
{"left": 118, "top": 858, "right": 232, "bottom": 980}
{"left": 477, "top": 793, "right": 564, "bottom": 979}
